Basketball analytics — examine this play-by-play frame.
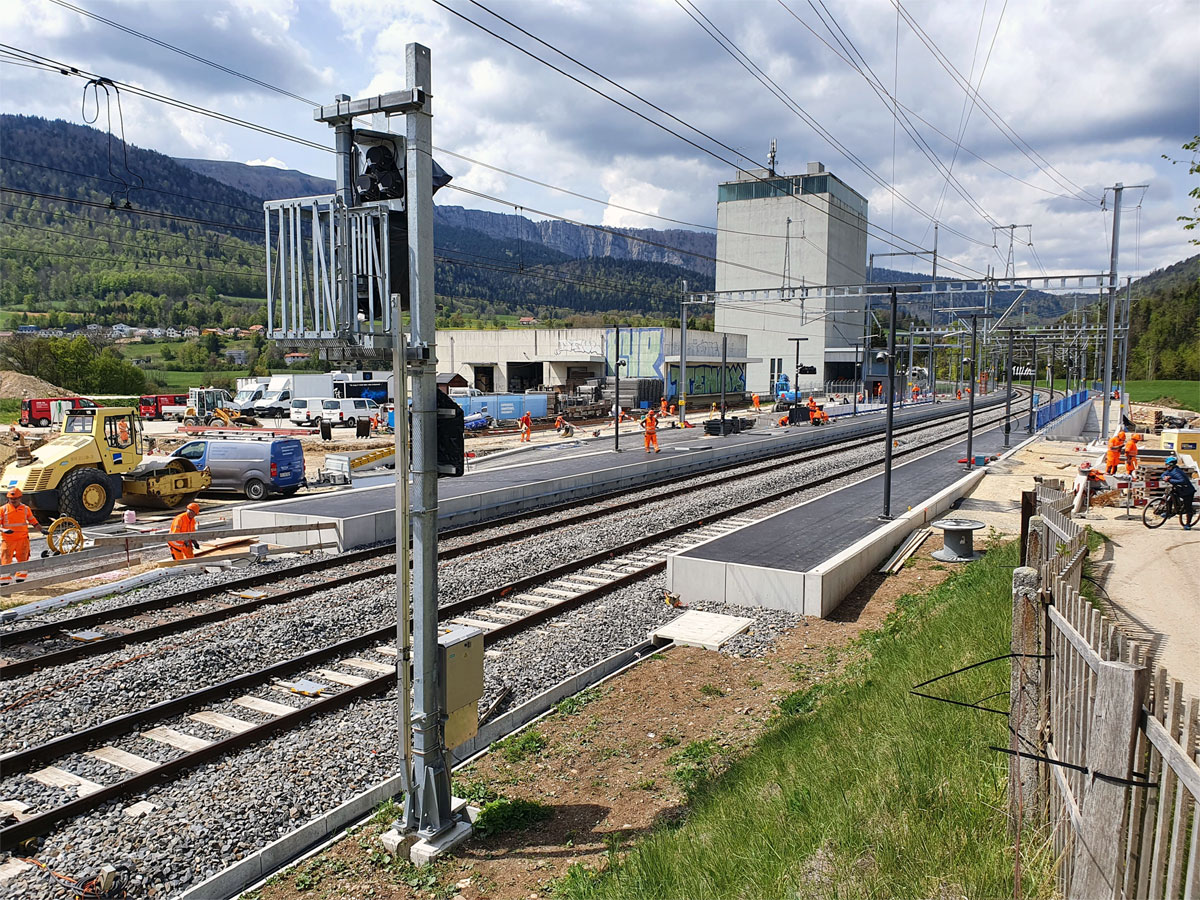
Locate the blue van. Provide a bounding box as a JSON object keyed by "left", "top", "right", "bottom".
{"left": 171, "top": 438, "right": 304, "bottom": 501}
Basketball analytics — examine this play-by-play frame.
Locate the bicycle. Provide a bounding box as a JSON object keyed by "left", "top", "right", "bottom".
{"left": 1142, "top": 484, "right": 1197, "bottom": 529}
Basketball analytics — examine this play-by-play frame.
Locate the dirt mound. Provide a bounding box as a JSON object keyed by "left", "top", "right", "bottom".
{"left": 0, "top": 370, "right": 66, "bottom": 399}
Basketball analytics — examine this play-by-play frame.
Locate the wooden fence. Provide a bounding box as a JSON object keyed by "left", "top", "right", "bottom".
{"left": 1012, "top": 484, "right": 1200, "bottom": 898}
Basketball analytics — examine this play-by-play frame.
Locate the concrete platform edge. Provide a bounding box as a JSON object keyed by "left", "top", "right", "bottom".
{"left": 182, "top": 639, "right": 661, "bottom": 900}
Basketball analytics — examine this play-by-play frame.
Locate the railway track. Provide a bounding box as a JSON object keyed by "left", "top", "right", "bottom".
{"left": 0, "top": 404, "right": 1014, "bottom": 849}
{"left": 0, "top": 398, "right": 1022, "bottom": 681}
{"left": 0, "top": 396, "right": 1018, "bottom": 679}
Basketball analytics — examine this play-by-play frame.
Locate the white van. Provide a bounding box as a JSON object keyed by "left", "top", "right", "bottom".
{"left": 290, "top": 397, "right": 331, "bottom": 426}
{"left": 321, "top": 397, "right": 380, "bottom": 428}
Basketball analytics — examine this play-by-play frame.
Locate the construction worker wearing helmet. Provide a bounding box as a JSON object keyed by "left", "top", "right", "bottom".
{"left": 1124, "top": 434, "right": 1143, "bottom": 477}
{"left": 168, "top": 502, "right": 201, "bottom": 560}
{"left": 641, "top": 410, "right": 660, "bottom": 453}
{"left": 1, "top": 487, "right": 42, "bottom": 583}
{"left": 1162, "top": 457, "right": 1196, "bottom": 529}
{"left": 1105, "top": 431, "right": 1126, "bottom": 475}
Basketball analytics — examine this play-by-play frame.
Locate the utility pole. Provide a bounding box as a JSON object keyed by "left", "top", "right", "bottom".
{"left": 404, "top": 44, "right": 449, "bottom": 841}
{"left": 881, "top": 287, "right": 898, "bottom": 519}
{"left": 787, "top": 336, "right": 808, "bottom": 405}
{"left": 1101, "top": 182, "right": 1147, "bottom": 436}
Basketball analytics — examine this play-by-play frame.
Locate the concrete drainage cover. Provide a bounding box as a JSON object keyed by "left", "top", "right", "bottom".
{"left": 67, "top": 630, "right": 107, "bottom": 642}
{"left": 653, "top": 610, "right": 754, "bottom": 651}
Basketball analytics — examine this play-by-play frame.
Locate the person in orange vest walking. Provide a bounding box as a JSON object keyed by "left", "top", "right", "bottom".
{"left": 1124, "top": 433, "right": 1142, "bottom": 477}
{"left": 168, "top": 502, "right": 201, "bottom": 561}
{"left": 1105, "top": 431, "right": 1126, "bottom": 475}
{"left": 660, "top": 396, "right": 668, "bottom": 416}
{"left": 1, "top": 488, "right": 41, "bottom": 583}
{"left": 752, "top": 393, "right": 760, "bottom": 412}
{"left": 518, "top": 410, "right": 533, "bottom": 443}
{"left": 641, "top": 410, "right": 660, "bottom": 453}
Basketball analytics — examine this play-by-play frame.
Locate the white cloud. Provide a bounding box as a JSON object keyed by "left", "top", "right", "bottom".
{"left": 246, "top": 157, "right": 290, "bottom": 168}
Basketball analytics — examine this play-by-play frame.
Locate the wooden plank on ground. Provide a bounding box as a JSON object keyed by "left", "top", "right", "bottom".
{"left": 341, "top": 657, "right": 393, "bottom": 674}
{"left": 234, "top": 695, "right": 299, "bottom": 717}
{"left": 86, "top": 745, "right": 157, "bottom": 774}
{"left": 188, "top": 710, "right": 256, "bottom": 734}
{"left": 29, "top": 766, "right": 104, "bottom": 796}
{"left": 316, "top": 668, "right": 370, "bottom": 688}
{"left": 142, "top": 726, "right": 211, "bottom": 752}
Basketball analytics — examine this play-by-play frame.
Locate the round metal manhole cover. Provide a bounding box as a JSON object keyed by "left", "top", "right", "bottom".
{"left": 932, "top": 518, "right": 986, "bottom": 530}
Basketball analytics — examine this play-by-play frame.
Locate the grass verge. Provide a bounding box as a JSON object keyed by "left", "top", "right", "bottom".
{"left": 552, "top": 540, "right": 1054, "bottom": 899}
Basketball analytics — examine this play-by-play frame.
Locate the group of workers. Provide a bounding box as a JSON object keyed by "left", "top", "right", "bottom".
{"left": 1104, "top": 430, "right": 1144, "bottom": 476}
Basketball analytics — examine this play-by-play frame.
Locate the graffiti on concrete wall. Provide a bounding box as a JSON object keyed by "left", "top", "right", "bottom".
{"left": 604, "top": 327, "right": 665, "bottom": 380}
{"left": 666, "top": 363, "right": 747, "bottom": 397}
{"left": 555, "top": 338, "right": 602, "bottom": 357}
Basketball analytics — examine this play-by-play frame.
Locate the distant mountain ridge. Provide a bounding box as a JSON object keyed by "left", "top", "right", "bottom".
{"left": 182, "top": 156, "right": 719, "bottom": 278}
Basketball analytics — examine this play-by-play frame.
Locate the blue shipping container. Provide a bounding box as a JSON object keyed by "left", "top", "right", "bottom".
{"left": 452, "top": 394, "right": 548, "bottom": 419}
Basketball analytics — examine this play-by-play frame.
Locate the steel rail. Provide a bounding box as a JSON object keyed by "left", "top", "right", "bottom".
{"left": 0, "top": 405, "right": 1014, "bottom": 847}
{"left": 0, "top": 398, "right": 1013, "bottom": 679}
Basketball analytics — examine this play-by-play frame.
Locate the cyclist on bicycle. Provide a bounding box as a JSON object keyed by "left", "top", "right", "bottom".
{"left": 1162, "top": 456, "right": 1196, "bottom": 530}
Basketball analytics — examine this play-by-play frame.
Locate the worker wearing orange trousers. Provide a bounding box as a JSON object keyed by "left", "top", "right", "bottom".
{"left": 752, "top": 393, "right": 760, "bottom": 411}
{"left": 1124, "top": 434, "right": 1142, "bottom": 476}
{"left": 1105, "top": 431, "right": 1126, "bottom": 475}
{"left": 642, "top": 411, "right": 660, "bottom": 453}
{"left": 1, "top": 488, "right": 41, "bottom": 583}
{"left": 518, "top": 411, "right": 533, "bottom": 443}
{"left": 660, "top": 396, "right": 668, "bottom": 416}
{"left": 168, "top": 502, "right": 200, "bottom": 560}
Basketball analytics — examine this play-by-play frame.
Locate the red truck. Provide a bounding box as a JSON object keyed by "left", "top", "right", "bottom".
{"left": 20, "top": 396, "right": 97, "bottom": 427}
{"left": 138, "top": 393, "right": 189, "bottom": 420}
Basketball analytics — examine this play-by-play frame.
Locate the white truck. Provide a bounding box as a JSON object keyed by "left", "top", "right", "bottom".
{"left": 228, "top": 377, "right": 272, "bottom": 414}
{"left": 252, "top": 373, "right": 335, "bottom": 419}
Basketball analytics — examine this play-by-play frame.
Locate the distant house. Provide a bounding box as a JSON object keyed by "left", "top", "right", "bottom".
{"left": 182, "top": 326, "right": 200, "bottom": 338}
{"left": 166, "top": 327, "right": 181, "bottom": 338}
{"left": 86, "top": 323, "right": 101, "bottom": 331}
{"left": 130, "top": 356, "right": 152, "bottom": 367}
{"left": 248, "top": 324, "right": 266, "bottom": 333}
{"left": 284, "top": 352, "right": 310, "bottom": 366}
{"left": 518, "top": 316, "right": 538, "bottom": 326}
{"left": 110, "top": 323, "right": 134, "bottom": 336}
{"left": 16, "top": 324, "right": 39, "bottom": 334}
{"left": 224, "top": 349, "right": 249, "bottom": 365}
{"left": 148, "top": 328, "right": 165, "bottom": 338}
{"left": 436, "top": 372, "right": 469, "bottom": 394}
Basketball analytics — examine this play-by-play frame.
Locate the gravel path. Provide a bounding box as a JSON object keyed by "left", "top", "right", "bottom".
{"left": 0, "top": 414, "right": 994, "bottom": 898}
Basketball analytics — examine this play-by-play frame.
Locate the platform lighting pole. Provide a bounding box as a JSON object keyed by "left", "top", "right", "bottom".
{"left": 1003, "top": 328, "right": 1015, "bottom": 448}
{"left": 613, "top": 325, "right": 624, "bottom": 452}
{"left": 966, "top": 314, "right": 978, "bottom": 469}
{"left": 1101, "top": 182, "right": 1146, "bottom": 436}
{"left": 719, "top": 332, "right": 728, "bottom": 434}
{"left": 852, "top": 343, "right": 860, "bottom": 415}
{"left": 678, "top": 283, "right": 688, "bottom": 425}
{"left": 787, "top": 336, "right": 808, "bottom": 406}
{"left": 1027, "top": 335, "right": 1038, "bottom": 433}
{"left": 881, "top": 287, "right": 898, "bottom": 520}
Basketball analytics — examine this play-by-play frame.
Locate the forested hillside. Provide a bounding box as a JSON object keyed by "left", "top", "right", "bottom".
{"left": 1127, "top": 254, "right": 1199, "bottom": 380}
{"left": 0, "top": 114, "right": 710, "bottom": 327}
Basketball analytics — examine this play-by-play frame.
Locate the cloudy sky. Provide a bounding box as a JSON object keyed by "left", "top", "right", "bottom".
{"left": 3, "top": 0, "right": 1197, "bottom": 283}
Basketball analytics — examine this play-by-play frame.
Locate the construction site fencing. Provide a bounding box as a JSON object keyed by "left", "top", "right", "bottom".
{"left": 1011, "top": 483, "right": 1199, "bottom": 897}
{"left": 1035, "top": 389, "right": 1091, "bottom": 430}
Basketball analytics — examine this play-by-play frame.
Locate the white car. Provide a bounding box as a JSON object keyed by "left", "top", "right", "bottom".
{"left": 321, "top": 397, "right": 380, "bottom": 427}
{"left": 290, "top": 397, "right": 332, "bottom": 426}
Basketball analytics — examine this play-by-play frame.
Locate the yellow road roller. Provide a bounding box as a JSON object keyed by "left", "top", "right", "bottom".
{"left": 3, "top": 407, "right": 211, "bottom": 526}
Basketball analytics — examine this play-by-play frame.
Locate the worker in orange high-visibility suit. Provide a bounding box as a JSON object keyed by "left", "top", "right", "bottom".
{"left": 1124, "top": 434, "right": 1142, "bottom": 477}
{"left": 1, "top": 488, "right": 41, "bottom": 583}
{"left": 168, "top": 502, "right": 200, "bottom": 560}
{"left": 912, "top": 386, "right": 920, "bottom": 401}
{"left": 806, "top": 394, "right": 817, "bottom": 412}
{"left": 1105, "top": 431, "right": 1126, "bottom": 475}
{"left": 752, "top": 393, "right": 760, "bottom": 411}
{"left": 641, "top": 410, "right": 660, "bottom": 453}
{"left": 518, "top": 411, "right": 533, "bottom": 443}
{"left": 660, "top": 396, "right": 668, "bottom": 416}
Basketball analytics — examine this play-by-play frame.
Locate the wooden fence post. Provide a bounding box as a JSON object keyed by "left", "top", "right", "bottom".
{"left": 1070, "top": 659, "right": 1149, "bottom": 899}
{"left": 1019, "top": 489, "right": 1037, "bottom": 565}
{"left": 1010, "top": 565, "right": 1046, "bottom": 830}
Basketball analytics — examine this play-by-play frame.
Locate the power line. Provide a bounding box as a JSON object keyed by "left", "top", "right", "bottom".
{"left": 889, "top": 0, "right": 1100, "bottom": 203}
{"left": 44, "top": 0, "right": 320, "bottom": 105}
{"left": 0, "top": 187, "right": 261, "bottom": 233}
{"left": 676, "top": 0, "right": 994, "bottom": 254}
